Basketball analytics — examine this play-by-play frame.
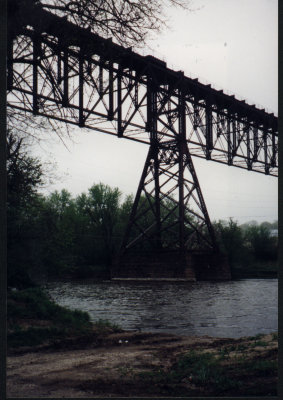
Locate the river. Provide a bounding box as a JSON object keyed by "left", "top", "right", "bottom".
{"left": 45, "top": 278, "right": 277, "bottom": 339}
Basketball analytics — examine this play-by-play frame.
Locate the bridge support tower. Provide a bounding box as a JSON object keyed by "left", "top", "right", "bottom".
{"left": 112, "top": 81, "right": 231, "bottom": 280}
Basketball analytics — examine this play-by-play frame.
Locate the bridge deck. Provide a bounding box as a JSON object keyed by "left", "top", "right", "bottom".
{"left": 7, "top": 0, "right": 278, "bottom": 176}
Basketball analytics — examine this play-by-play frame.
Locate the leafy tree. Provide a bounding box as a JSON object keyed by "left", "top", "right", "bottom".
{"left": 7, "top": 130, "right": 44, "bottom": 209}
{"left": 7, "top": 130, "right": 46, "bottom": 287}
{"left": 214, "top": 219, "right": 250, "bottom": 267}
{"left": 41, "top": 189, "right": 78, "bottom": 276}
{"left": 244, "top": 224, "right": 277, "bottom": 261}
{"left": 83, "top": 183, "right": 122, "bottom": 264}
{"left": 260, "top": 220, "right": 278, "bottom": 231}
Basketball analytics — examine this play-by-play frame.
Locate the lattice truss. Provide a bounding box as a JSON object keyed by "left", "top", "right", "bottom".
{"left": 7, "top": 28, "right": 278, "bottom": 177}
{"left": 120, "top": 141, "right": 218, "bottom": 253}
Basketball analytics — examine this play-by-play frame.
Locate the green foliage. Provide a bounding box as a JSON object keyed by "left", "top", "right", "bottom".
{"left": 7, "top": 288, "right": 123, "bottom": 348}
{"left": 39, "top": 189, "right": 78, "bottom": 276}
{"left": 8, "top": 287, "right": 90, "bottom": 325}
{"left": 8, "top": 287, "right": 92, "bottom": 348}
{"left": 240, "top": 359, "right": 277, "bottom": 376}
{"left": 7, "top": 131, "right": 48, "bottom": 288}
{"left": 139, "top": 350, "right": 241, "bottom": 395}
{"left": 7, "top": 130, "right": 44, "bottom": 209}
{"left": 7, "top": 132, "right": 278, "bottom": 286}
{"left": 83, "top": 183, "right": 123, "bottom": 264}
{"left": 8, "top": 326, "right": 64, "bottom": 348}
{"left": 244, "top": 224, "right": 277, "bottom": 261}
{"left": 214, "top": 219, "right": 250, "bottom": 266}
{"left": 249, "top": 338, "right": 268, "bottom": 348}
{"left": 214, "top": 218, "right": 277, "bottom": 278}
{"left": 93, "top": 319, "right": 122, "bottom": 333}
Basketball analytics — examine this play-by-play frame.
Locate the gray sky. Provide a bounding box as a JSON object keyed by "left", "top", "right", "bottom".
{"left": 34, "top": 0, "right": 278, "bottom": 224}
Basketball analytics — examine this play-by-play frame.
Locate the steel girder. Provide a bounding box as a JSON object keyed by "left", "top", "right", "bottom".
{"left": 7, "top": 0, "right": 278, "bottom": 177}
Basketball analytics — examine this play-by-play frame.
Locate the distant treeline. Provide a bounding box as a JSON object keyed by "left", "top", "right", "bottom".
{"left": 7, "top": 130, "right": 278, "bottom": 287}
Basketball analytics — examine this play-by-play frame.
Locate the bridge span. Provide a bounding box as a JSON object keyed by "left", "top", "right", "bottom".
{"left": 7, "top": 0, "right": 278, "bottom": 280}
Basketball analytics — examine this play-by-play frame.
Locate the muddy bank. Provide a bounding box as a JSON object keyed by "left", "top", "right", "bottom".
{"left": 7, "top": 330, "right": 277, "bottom": 397}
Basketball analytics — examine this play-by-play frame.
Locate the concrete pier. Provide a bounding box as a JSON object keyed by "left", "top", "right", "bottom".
{"left": 112, "top": 250, "right": 231, "bottom": 281}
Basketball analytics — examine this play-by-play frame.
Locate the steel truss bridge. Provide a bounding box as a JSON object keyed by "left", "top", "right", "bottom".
{"left": 8, "top": 0, "right": 278, "bottom": 265}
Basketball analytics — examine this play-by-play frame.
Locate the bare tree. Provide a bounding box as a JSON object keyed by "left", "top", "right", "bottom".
{"left": 37, "top": 0, "right": 191, "bottom": 48}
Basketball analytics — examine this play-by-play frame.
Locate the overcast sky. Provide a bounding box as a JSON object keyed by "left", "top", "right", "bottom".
{"left": 33, "top": 0, "right": 278, "bottom": 224}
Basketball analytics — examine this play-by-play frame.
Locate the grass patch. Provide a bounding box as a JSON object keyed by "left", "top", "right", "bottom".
{"left": 93, "top": 319, "right": 121, "bottom": 333}
{"left": 8, "top": 326, "right": 66, "bottom": 348}
{"left": 240, "top": 358, "right": 277, "bottom": 377}
{"left": 250, "top": 340, "right": 268, "bottom": 348}
{"left": 138, "top": 342, "right": 277, "bottom": 396}
{"left": 138, "top": 350, "right": 241, "bottom": 396}
{"left": 249, "top": 333, "right": 264, "bottom": 340}
{"left": 8, "top": 287, "right": 122, "bottom": 349}
{"left": 7, "top": 287, "right": 116, "bottom": 349}
{"left": 8, "top": 287, "right": 91, "bottom": 327}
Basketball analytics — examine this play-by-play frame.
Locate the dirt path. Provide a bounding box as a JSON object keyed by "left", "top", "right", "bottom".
{"left": 7, "top": 331, "right": 277, "bottom": 397}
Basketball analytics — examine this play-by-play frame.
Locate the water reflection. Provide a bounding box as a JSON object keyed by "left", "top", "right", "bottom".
{"left": 45, "top": 279, "right": 277, "bottom": 338}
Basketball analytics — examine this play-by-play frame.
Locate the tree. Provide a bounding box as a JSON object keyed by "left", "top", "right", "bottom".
{"left": 214, "top": 219, "right": 249, "bottom": 267}
{"left": 7, "top": 130, "right": 44, "bottom": 209}
{"left": 7, "top": 130, "right": 46, "bottom": 287}
{"left": 41, "top": 189, "right": 79, "bottom": 276}
{"left": 244, "top": 224, "right": 277, "bottom": 262}
{"left": 84, "top": 183, "right": 122, "bottom": 264}
{"left": 36, "top": 0, "right": 190, "bottom": 48}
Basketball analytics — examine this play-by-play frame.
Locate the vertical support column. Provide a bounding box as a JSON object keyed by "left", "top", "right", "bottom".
{"left": 108, "top": 61, "right": 114, "bottom": 120}
{"left": 146, "top": 76, "right": 152, "bottom": 133}
{"left": 153, "top": 144, "right": 161, "bottom": 249}
{"left": 253, "top": 126, "right": 258, "bottom": 161}
{"left": 178, "top": 83, "right": 186, "bottom": 252}
{"left": 216, "top": 112, "right": 221, "bottom": 137}
{"left": 205, "top": 99, "right": 212, "bottom": 160}
{"left": 227, "top": 115, "right": 232, "bottom": 165}
{"left": 184, "top": 145, "right": 218, "bottom": 251}
{"left": 263, "top": 127, "right": 269, "bottom": 174}
{"left": 232, "top": 117, "right": 237, "bottom": 156}
{"left": 147, "top": 72, "right": 161, "bottom": 248}
{"left": 78, "top": 49, "right": 84, "bottom": 127}
{"left": 117, "top": 66, "right": 123, "bottom": 137}
{"left": 134, "top": 73, "right": 139, "bottom": 107}
{"left": 33, "top": 35, "right": 40, "bottom": 115}
{"left": 62, "top": 47, "right": 69, "bottom": 106}
{"left": 193, "top": 100, "right": 198, "bottom": 129}
{"left": 246, "top": 121, "right": 252, "bottom": 170}
{"left": 118, "top": 148, "right": 153, "bottom": 255}
{"left": 271, "top": 130, "right": 276, "bottom": 167}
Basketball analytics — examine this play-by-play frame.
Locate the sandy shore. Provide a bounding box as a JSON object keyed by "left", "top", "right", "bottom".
{"left": 7, "top": 330, "right": 277, "bottom": 397}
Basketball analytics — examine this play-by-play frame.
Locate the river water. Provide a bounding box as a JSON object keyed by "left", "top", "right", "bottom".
{"left": 45, "top": 279, "right": 277, "bottom": 339}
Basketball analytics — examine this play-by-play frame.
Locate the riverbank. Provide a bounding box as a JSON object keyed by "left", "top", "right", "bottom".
{"left": 47, "top": 259, "right": 278, "bottom": 281}
{"left": 7, "top": 287, "right": 277, "bottom": 397}
{"left": 7, "top": 329, "right": 277, "bottom": 397}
